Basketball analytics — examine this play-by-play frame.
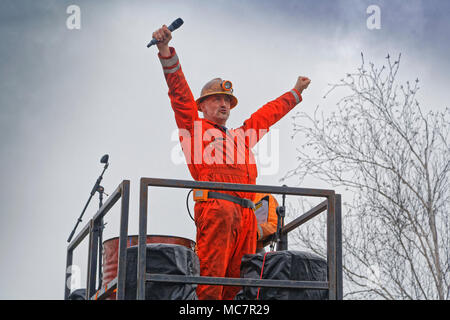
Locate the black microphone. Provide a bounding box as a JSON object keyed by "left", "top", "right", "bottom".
{"left": 147, "top": 18, "right": 184, "bottom": 48}
{"left": 100, "top": 154, "right": 109, "bottom": 164}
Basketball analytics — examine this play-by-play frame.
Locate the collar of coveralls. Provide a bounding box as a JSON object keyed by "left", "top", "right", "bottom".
{"left": 202, "top": 118, "right": 228, "bottom": 132}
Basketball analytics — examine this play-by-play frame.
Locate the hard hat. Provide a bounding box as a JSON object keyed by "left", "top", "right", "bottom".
{"left": 196, "top": 78, "right": 238, "bottom": 110}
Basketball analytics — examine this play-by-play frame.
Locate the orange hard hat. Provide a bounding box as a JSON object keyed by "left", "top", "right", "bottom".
{"left": 196, "top": 78, "right": 238, "bottom": 110}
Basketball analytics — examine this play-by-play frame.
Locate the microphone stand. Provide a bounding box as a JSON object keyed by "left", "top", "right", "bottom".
{"left": 67, "top": 162, "right": 109, "bottom": 244}
{"left": 67, "top": 156, "right": 110, "bottom": 291}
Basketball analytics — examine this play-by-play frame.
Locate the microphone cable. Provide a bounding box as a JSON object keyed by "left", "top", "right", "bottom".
{"left": 186, "top": 189, "right": 195, "bottom": 222}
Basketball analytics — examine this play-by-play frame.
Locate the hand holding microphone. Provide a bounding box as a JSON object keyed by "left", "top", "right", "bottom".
{"left": 147, "top": 18, "right": 184, "bottom": 55}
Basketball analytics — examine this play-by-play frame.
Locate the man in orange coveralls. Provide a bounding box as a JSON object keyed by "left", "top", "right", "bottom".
{"left": 152, "top": 25, "right": 311, "bottom": 300}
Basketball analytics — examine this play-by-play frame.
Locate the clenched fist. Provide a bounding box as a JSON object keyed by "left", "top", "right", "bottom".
{"left": 294, "top": 76, "right": 311, "bottom": 93}
{"left": 152, "top": 24, "right": 172, "bottom": 56}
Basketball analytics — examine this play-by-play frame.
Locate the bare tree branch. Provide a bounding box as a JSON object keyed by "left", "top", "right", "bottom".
{"left": 284, "top": 53, "right": 449, "bottom": 299}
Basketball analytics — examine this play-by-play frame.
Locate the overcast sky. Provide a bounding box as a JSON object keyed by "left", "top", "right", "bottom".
{"left": 0, "top": 0, "right": 449, "bottom": 299}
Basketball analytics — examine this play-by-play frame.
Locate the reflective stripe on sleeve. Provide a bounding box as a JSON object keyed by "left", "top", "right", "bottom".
{"left": 159, "top": 53, "right": 179, "bottom": 68}
{"left": 257, "top": 224, "right": 264, "bottom": 240}
{"left": 290, "top": 89, "right": 301, "bottom": 104}
{"left": 163, "top": 64, "right": 181, "bottom": 74}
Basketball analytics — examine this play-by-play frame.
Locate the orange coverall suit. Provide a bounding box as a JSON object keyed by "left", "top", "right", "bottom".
{"left": 158, "top": 47, "right": 302, "bottom": 300}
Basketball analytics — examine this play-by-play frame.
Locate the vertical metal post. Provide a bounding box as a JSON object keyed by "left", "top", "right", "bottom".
{"left": 86, "top": 219, "right": 99, "bottom": 298}
{"left": 97, "top": 191, "right": 104, "bottom": 291}
{"left": 116, "top": 180, "right": 130, "bottom": 300}
{"left": 64, "top": 249, "right": 73, "bottom": 299}
{"left": 335, "top": 194, "right": 343, "bottom": 299}
{"left": 281, "top": 191, "right": 288, "bottom": 250}
{"left": 137, "top": 179, "right": 148, "bottom": 300}
{"left": 277, "top": 234, "right": 288, "bottom": 251}
{"left": 327, "top": 193, "right": 337, "bottom": 300}
{"left": 276, "top": 193, "right": 288, "bottom": 251}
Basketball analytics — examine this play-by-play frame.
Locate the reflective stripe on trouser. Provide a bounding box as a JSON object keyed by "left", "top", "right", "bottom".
{"left": 194, "top": 199, "right": 257, "bottom": 300}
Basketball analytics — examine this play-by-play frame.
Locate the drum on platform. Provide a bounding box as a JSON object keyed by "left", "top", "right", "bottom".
{"left": 102, "top": 235, "right": 196, "bottom": 299}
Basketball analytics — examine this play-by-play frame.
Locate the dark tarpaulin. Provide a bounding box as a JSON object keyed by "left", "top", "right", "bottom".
{"left": 236, "top": 250, "right": 328, "bottom": 300}
{"left": 68, "top": 288, "right": 86, "bottom": 300}
{"left": 124, "top": 243, "right": 200, "bottom": 300}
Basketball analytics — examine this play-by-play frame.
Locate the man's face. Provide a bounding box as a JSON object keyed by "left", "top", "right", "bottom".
{"left": 199, "top": 94, "right": 231, "bottom": 126}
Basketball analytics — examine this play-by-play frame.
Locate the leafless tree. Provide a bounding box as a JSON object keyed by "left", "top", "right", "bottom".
{"left": 283, "top": 53, "right": 449, "bottom": 300}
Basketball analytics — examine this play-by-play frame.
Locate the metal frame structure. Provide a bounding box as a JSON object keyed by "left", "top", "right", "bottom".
{"left": 64, "top": 177, "right": 342, "bottom": 300}
{"left": 64, "top": 180, "right": 130, "bottom": 300}
{"left": 137, "top": 178, "right": 342, "bottom": 300}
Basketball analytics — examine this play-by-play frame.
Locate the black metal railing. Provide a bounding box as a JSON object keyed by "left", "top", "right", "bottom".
{"left": 64, "top": 177, "right": 342, "bottom": 300}
{"left": 136, "top": 178, "right": 343, "bottom": 300}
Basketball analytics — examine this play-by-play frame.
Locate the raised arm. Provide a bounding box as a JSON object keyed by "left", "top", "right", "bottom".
{"left": 153, "top": 25, "right": 199, "bottom": 130}
{"left": 240, "top": 76, "right": 311, "bottom": 147}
